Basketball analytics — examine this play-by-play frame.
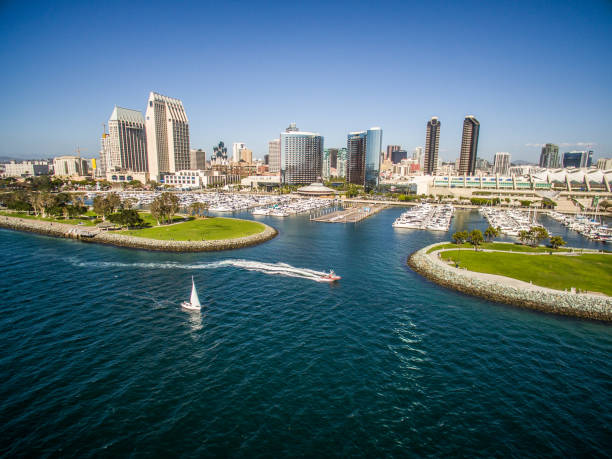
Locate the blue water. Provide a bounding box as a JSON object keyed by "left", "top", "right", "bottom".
{"left": 1, "top": 209, "right": 610, "bottom": 457}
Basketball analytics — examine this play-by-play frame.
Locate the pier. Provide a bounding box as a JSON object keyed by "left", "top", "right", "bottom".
{"left": 311, "top": 203, "right": 387, "bottom": 223}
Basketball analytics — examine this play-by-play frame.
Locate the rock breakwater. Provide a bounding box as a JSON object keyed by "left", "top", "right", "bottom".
{"left": 0, "top": 215, "right": 277, "bottom": 252}
{"left": 408, "top": 243, "right": 612, "bottom": 322}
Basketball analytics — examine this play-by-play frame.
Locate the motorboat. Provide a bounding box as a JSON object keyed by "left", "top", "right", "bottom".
{"left": 318, "top": 270, "right": 341, "bottom": 282}
{"left": 181, "top": 276, "right": 202, "bottom": 311}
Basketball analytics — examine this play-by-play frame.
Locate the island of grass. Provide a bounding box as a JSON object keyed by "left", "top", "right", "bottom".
{"left": 119, "top": 215, "right": 266, "bottom": 241}
{"left": 408, "top": 241, "right": 612, "bottom": 321}
{"left": 439, "top": 249, "right": 612, "bottom": 296}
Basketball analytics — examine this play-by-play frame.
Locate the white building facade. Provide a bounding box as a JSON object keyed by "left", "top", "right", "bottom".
{"left": 493, "top": 152, "right": 511, "bottom": 176}
{"left": 145, "top": 92, "right": 190, "bottom": 180}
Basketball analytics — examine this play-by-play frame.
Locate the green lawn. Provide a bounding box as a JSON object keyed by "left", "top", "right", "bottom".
{"left": 426, "top": 242, "right": 573, "bottom": 254}
{"left": 0, "top": 210, "right": 97, "bottom": 226}
{"left": 439, "top": 250, "right": 612, "bottom": 295}
{"left": 119, "top": 217, "right": 266, "bottom": 241}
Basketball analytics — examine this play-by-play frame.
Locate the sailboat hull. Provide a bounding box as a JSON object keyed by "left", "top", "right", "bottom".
{"left": 181, "top": 301, "right": 201, "bottom": 311}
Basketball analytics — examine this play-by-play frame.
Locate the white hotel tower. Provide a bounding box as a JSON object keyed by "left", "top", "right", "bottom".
{"left": 107, "top": 106, "right": 148, "bottom": 172}
{"left": 145, "top": 92, "right": 190, "bottom": 179}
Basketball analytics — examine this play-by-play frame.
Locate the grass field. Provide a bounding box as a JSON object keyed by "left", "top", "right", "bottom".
{"left": 119, "top": 216, "right": 265, "bottom": 241}
{"left": 439, "top": 250, "right": 612, "bottom": 295}
{"left": 0, "top": 210, "right": 96, "bottom": 226}
{"left": 426, "top": 242, "right": 573, "bottom": 254}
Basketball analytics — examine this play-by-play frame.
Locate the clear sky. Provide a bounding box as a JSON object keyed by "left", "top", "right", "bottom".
{"left": 1, "top": 0, "right": 611, "bottom": 162}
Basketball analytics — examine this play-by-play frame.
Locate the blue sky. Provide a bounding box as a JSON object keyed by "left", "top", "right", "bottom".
{"left": 1, "top": 0, "right": 611, "bottom": 162}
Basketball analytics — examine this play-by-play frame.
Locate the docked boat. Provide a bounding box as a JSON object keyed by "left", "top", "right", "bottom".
{"left": 318, "top": 270, "right": 341, "bottom": 282}
{"left": 181, "top": 276, "right": 202, "bottom": 311}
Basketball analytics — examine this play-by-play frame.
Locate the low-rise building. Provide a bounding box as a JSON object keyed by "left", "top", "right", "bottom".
{"left": 162, "top": 170, "right": 241, "bottom": 189}
{"left": 2, "top": 160, "right": 50, "bottom": 177}
{"left": 53, "top": 156, "right": 89, "bottom": 177}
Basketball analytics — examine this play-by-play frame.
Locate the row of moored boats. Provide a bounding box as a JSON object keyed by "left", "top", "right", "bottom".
{"left": 479, "top": 207, "right": 546, "bottom": 236}
{"left": 392, "top": 204, "right": 455, "bottom": 231}
{"left": 251, "top": 198, "right": 334, "bottom": 217}
{"left": 547, "top": 211, "right": 612, "bottom": 243}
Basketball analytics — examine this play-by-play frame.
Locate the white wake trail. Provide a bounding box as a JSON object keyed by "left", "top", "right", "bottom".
{"left": 65, "top": 258, "right": 329, "bottom": 282}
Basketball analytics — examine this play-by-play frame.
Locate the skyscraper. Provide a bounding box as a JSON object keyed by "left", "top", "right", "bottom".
{"left": 365, "top": 127, "right": 383, "bottom": 189}
{"left": 279, "top": 124, "right": 323, "bottom": 185}
{"left": 327, "top": 148, "right": 339, "bottom": 169}
{"left": 458, "top": 115, "right": 480, "bottom": 175}
{"left": 347, "top": 131, "right": 367, "bottom": 186}
{"left": 346, "top": 127, "right": 383, "bottom": 188}
{"left": 493, "top": 152, "right": 511, "bottom": 175}
{"left": 107, "top": 106, "right": 148, "bottom": 172}
{"left": 145, "top": 92, "right": 190, "bottom": 179}
{"left": 539, "top": 143, "right": 560, "bottom": 168}
{"left": 232, "top": 142, "right": 246, "bottom": 163}
{"left": 268, "top": 139, "right": 280, "bottom": 173}
{"left": 424, "top": 117, "right": 441, "bottom": 175}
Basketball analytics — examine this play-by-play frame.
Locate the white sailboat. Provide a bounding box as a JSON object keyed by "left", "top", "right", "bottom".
{"left": 181, "top": 276, "right": 202, "bottom": 311}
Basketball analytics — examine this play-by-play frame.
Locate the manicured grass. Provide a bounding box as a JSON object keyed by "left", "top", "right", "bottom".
{"left": 119, "top": 216, "right": 266, "bottom": 241}
{"left": 426, "top": 242, "right": 572, "bottom": 254}
{"left": 0, "top": 210, "right": 96, "bottom": 226}
{"left": 439, "top": 250, "right": 612, "bottom": 295}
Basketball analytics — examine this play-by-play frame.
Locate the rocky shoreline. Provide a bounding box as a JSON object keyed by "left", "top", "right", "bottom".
{"left": 0, "top": 215, "right": 277, "bottom": 252}
{"left": 408, "top": 243, "right": 612, "bottom": 322}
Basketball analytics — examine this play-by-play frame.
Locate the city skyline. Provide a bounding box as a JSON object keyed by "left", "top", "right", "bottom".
{"left": 0, "top": 1, "right": 611, "bottom": 161}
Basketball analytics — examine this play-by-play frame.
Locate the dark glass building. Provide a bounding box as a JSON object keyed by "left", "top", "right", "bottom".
{"left": 424, "top": 116, "right": 440, "bottom": 175}
{"left": 458, "top": 115, "right": 480, "bottom": 175}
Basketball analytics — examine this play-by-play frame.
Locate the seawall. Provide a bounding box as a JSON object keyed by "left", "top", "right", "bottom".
{"left": 0, "top": 215, "right": 277, "bottom": 252}
{"left": 408, "top": 243, "right": 612, "bottom": 322}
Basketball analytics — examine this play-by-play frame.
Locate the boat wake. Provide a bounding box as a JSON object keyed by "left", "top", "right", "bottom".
{"left": 66, "top": 258, "right": 329, "bottom": 282}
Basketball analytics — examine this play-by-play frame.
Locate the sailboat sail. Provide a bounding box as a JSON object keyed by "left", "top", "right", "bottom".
{"left": 190, "top": 277, "right": 201, "bottom": 307}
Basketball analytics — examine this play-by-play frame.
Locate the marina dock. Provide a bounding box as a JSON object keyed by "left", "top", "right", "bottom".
{"left": 311, "top": 204, "right": 387, "bottom": 223}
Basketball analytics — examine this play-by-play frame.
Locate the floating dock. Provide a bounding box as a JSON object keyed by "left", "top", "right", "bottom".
{"left": 311, "top": 204, "right": 387, "bottom": 223}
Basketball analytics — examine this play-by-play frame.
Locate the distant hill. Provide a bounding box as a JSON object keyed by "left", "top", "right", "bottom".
{"left": 511, "top": 160, "right": 536, "bottom": 166}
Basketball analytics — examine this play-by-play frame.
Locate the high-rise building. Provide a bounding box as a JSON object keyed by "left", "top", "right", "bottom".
{"left": 279, "top": 124, "right": 323, "bottom": 184}
{"left": 336, "top": 148, "right": 348, "bottom": 179}
{"left": 563, "top": 151, "right": 589, "bottom": 168}
{"left": 391, "top": 150, "right": 408, "bottom": 164}
{"left": 327, "top": 148, "right": 339, "bottom": 169}
{"left": 239, "top": 148, "right": 253, "bottom": 164}
{"left": 413, "top": 146, "right": 424, "bottom": 167}
{"left": 493, "top": 152, "right": 511, "bottom": 175}
{"left": 424, "top": 117, "right": 441, "bottom": 175}
{"left": 99, "top": 130, "right": 111, "bottom": 175}
{"left": 232, "top": 142, "right": 246, "bottom": 163}
{"left": 145, "top": 92, "right": 190, "bottom": 180}
{"left": 347, "top": 131, "right": 367, "bottom": 186}
{"left": 268, "top": 139, "right": 280, "bottom": 173}
{"left": 107, "top": 106, "right": 148, "bottom": 172}
{"left": 190, "top": 149, "right": 206, "bottom": 170}
{"left": 458, "top": 115, "right": 480, "bottom": 175}
{"left": 365, "top": 127, "right": 383, "bottom": 189}
{"left": 386, "top": 145, "right": 401, "bottom": 162}
{"left": 539, "top": 143, "right": 560, "bottom": 168}
{"left": 587, "top": 150, "right": 594, "bottom": 167}
{"left": 346, "top": 127, "right": 383, "bottom": 188}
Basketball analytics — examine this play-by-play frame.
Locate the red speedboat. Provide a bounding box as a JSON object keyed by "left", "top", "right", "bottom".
{"left": 319, "top": 270, "right": 341, "bottom": 282}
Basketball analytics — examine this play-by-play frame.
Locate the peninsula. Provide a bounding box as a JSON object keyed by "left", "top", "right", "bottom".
{"left": 408, "top": 242, "right": 612, "bottom": 321}
{"left": 0, "top": 213, "right": 277, "bottom": 252}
